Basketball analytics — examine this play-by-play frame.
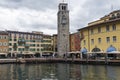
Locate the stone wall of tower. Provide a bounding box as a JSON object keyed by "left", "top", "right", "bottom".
{"left": 57, "top": 3, "right": 70, "bottom": 56}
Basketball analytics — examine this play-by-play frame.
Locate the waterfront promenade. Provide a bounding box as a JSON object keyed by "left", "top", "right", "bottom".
{"left": 1, "top": 58, "right": 120, "bottom": 65}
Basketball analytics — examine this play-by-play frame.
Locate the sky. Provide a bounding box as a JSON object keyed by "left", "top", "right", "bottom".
{"left": 0, "top": 0, "right": 120, "bottom": 35}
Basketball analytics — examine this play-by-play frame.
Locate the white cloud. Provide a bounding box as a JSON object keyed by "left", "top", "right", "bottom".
{"left": 0, "top": 7, "right": 57, "bottom": 34}
{"left": 0, "top": 0, "right": 120, "bottom": 34}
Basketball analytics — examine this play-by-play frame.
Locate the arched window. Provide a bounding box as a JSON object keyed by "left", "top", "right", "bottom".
{"left": 112, "top": 14, "right": 116, "bottom": 19}
{"left": 92, "top": 48, "right": 101, "bottom": 52}
{"left": 117, "top": 13, "right": 120, "bottom": 18}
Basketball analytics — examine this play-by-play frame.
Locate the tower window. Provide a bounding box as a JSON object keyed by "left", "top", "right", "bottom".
{"left": 62, "top": 6, "right": 66, "bottom": 10}
{"left": 64, "top": 6, "right": 66, "bottom": 10}
{"left": 62, "top": 6, "right": 64, "bottom": 10}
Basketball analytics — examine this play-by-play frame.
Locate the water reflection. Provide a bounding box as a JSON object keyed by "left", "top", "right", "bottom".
{"left": 0, "top": 64, "right": 120, "bottom": 80}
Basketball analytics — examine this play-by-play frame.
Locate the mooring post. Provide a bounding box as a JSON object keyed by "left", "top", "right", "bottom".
{"left": 105, "top": 53, "right": 108, "bottom": 64}
{"left": 86, "top": 53, "right": 88, "bottom": 63}
{"left": 80, "top": 53, "right": 83, "bottom": 60}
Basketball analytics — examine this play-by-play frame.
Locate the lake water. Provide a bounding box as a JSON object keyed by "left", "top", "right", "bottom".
{"left": 0, "top": 63, "right": 120, "bottom": 80}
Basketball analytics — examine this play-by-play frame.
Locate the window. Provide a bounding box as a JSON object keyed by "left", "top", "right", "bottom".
{"left": 83, "top": 40, "right": 86, "bottom": 45}
{"left": 98, "top": 38, "right": 101, "bottom": 44}
{"left": 14, "top": 33, "right": 16, "bottom": 38}
{"left": 14, "top": 48, "right": 17, "bottom": 51}
{"left": 106, "top": 25, "right": 110, "bottom": 32}
{"left": 22, "top": 34, "right": 24, "bottom": 38}
{"left": 18, "top": 48, "right": 24, "bottom": 51}
{"left": 62, "top": 6, "right": 64, "bottom": 10}
{"left": 0, "top": 43, "right": 2, "bottom": 46}
{"left": 9, "top": 38, "right": 12, "bottom": 41}
{"left": 98, "top": 27, "right": 101, "bottom": 33}
{"left": 113, "top": 36, "right": 116, "bottom": 42}
{"left": 4, "top": 36, "right": 7, "bottom": 39}
{"left": 9, "top": 43, "right": 12, "bottom": 46}
{"left": 62, "top": 6, "right": 66, "bottom": 10}
{"left": 14, "top": 39, "right": 17, "bottom": 41}
{"left": 64, "top": 6, "right": 66, "bottom": 10}
{"left": 4, "top": 43, "right": 7, "bottom": 46}
{"left": 9, "top": 33, "right": 11, "bottom": 37}
{"left": 106, "top": 37, "right": 110, "bottom": 43}
{"left": 91, "top": 29, "right": 94, "bottom": 34}
{"left": 112, "top": 24, "right": 116, "bottom": 31}
{"left": 37, "top": 44, "right": 39, "bottom": 47}
{"left": 111, "top": 14, "right": 116, "bottom": 19}
{"left": 117, "top": 13, "right": 120, "bottom": 18}
{"left": 22, "top": 48, "right": 24, "bottom": 51}
{"left": 91, "top": 39, "right": 94, "bottom": 44}
{"left": 4, "top": 49, "right": 6, "bottom": 51}
{"left": 33, "top": 35, "right": 35, "bottom": 39}
{"left": 0, "top": 49, "right": 2, "bottom": 52}
{"left": 30, "top": 35, "right": 32, "bottom": 39}
{"left": 32, "top": 49, "right": 35, "bottom": 51}
{"left": 18, "top": 48, "right": 21, "bottom": 51}
{"left": 26, "top": 34, "right": 28, "bottom": 39}
{"left": 9, "top": 48, "right": 12, "bottom": 51}
{"left": 37, "top": 49, "right": 39, "bottom": 51}
{"left": 19, "top": 34, "right": 21, "bottom": 38}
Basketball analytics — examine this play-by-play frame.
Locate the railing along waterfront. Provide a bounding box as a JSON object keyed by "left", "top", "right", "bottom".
{"left": 0, "top": 55, "right": 120, "bottom": 65}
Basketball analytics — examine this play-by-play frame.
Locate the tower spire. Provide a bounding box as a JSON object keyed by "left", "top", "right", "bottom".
{"left": 62, "top": 0, "right": 64, "bottom": 3}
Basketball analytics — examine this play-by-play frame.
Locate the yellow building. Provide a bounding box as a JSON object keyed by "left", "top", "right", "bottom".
{"left": 53, "top": 34, "right": 57, "bottom": 52}
{"left": 41, "top": 34, "right": 53, "bottom": 55}
{"left": 79, "top": 10, "right": 120, "bottom": 53}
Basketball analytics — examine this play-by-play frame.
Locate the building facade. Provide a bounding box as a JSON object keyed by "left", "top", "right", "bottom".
{"left": 70, "top": 32, "right": 81, "bottom": 52}
{"left": 7, "top": 31, "right": 43, "bottom": 57}
{"left": 79, "top": 10, "right": 120, "bottom": 53}
{"left": 41, "top": 34, "right": 53, "bottom": 55}
{"left": 0, "top": 31, "right": 8, "bottom": 57}
{"left": 57, "top": 3, "right": 70, "bottom": 56}
{"left": 53, "top": 34, "right": 57, "bottom": 53}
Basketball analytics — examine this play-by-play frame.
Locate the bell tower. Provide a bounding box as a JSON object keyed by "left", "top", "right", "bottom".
{"left": 57, "top": 2, "right": 70, "bottom": 56}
